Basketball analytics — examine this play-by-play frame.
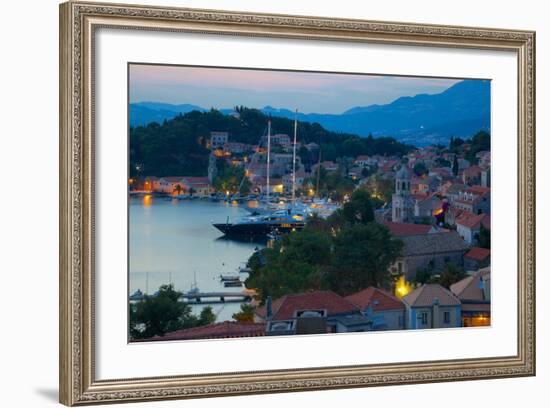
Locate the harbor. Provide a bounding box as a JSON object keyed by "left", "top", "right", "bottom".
{"left": 129, "top": 197, "right": 266, "bottom": 321}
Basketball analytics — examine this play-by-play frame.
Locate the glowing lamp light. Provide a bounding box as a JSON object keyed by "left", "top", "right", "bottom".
{"left": 433, "top": 208, "right": 444, "bottom": 216}
{"left": 394, "top": 275, "right": 413, "bottom": 299}
{"left": 143, "top": 194, "right": 152, "bottom": 207}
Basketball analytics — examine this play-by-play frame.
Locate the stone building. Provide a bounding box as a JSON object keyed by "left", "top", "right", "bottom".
{"left": 392, "top": 231, "right": 469, "bottom": 280}
{"left": 209, "top": 131, "right": 229, "bottom": 148}
{"left": 392, "top": 165, "right": 415, "bottom": 222}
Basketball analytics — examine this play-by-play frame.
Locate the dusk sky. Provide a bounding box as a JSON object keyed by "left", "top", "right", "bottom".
{"left": 129, "top": 64, "right": 461, "bottom": 114}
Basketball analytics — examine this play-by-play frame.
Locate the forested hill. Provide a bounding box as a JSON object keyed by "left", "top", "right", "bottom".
{"left": 129, "top": 107, "right": 414, "bottom": 178}
{"left": 130, "top": 80, "right": 490, "bottom": 147}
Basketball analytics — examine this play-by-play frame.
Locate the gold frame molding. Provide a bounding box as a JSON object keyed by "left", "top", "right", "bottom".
{"left": 59, "top": 1, "right": 536, "bottom": 405}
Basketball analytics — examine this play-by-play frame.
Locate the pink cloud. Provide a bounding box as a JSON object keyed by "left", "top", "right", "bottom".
{"left": 130, "top": 64, "right": 387, "bottom": 93}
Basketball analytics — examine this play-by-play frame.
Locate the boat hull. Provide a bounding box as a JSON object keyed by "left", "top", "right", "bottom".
{"left": 213, "top": 222, "right": 304, "bottom": 236}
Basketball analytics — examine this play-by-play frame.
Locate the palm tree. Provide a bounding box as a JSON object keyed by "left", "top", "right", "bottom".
{"left": 173, "top": 184, "right": 184, "bottom": 196}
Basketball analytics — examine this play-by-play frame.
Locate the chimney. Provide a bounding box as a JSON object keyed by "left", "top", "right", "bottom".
{"left": 478, "top": 276, "right": 486, "bottom": 300}
{"left": 432, "top": 297, "right": 440, "bottom": 329}
{"left": 266, "top": 296, "right": 273, "bottom": 320}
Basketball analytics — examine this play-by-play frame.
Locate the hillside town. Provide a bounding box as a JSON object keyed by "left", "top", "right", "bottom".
{"left": 130, "top": 125, "right": 491, "bottom": 341}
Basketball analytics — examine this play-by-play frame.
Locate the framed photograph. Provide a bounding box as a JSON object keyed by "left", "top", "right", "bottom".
{"left": 59, "top": 1, "right": 536, "bottom": 405}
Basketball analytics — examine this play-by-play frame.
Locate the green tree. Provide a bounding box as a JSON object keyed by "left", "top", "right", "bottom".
{"left": 465, "top": 131, "right": 491, "bottom": 164}
{"left": 130, "top": 285, "right": 219, "bottom": 340}
{"left": 413, "top": 162, "right": 428, "bottom": 177}
{"left": 479, "top": 224, "right": 491, "bottom": 249}
{"left": 232, "top": 304, "right": 255, "bottom": 322}
{"left": 415, "top": 267, "right": 433, "bottom": 285}
{"left": 246, "top": 228, "right": 333, "bottom": 303}
{"left": 339, "top": 189, "right": 374, "bottom": 225}
{"left": 214, "top": 160, "right": 250, "bottom": 194}
{"left": 198, "top": 306, "right": 216, "bottom": 326}
{"left": 437, "top": 263, "right": 466, "bottom": 289}
{"left": 452, "top": 155, "right": 459, "bottom": 176}
{"left": 414, "top": 261, "right": 437, "bottom": 285}
{"left": 130, "top": 284, "right": 192, "bottom": 339}
{"left": 327, "top": 223, "right": 404, "bottom": 294}
{"left": 363, "top": 174, "right": 393, "bottom": 203}
{"left": 449, "top": 136, "right": 465, "bottom": 152}
{"left": 130, "top": 106, "right": 413, "bottom": 179}
{"left": 435, "top": 157, "right": 451, "bottom": 168}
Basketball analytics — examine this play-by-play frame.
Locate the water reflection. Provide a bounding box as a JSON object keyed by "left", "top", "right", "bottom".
{"left": 129, "top": 197, "right": 264, "bottom": 321}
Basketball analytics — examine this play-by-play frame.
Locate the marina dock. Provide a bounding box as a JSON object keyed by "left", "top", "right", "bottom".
{"left": 181, "top": 292, "right": 253, "bottom": 304}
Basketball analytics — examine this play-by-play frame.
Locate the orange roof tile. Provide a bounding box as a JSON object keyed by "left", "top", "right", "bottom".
{"left": 149, "top": 322, "right": 266, "bottom": 341}
{"left": 383, "top": 222, "right": 432, "bottom": 237}
{"left": 456, "top": 213, "right": 490, "bottom": 229}
{"left": 465, "top": 247, "right": 491, "bottom": 261}
{"left": 403, "top": 284, "right": 461, "bottom": 307}
{"left": 466, "top": 185, "right": 490, "bottom": 196}
{"left": 450, "top": 267, "right": 490, "bottom": 302}
{"left": 256, "top": 291, "right": 358, "bottom": 320}
{"left": 345, "top": 287, "right": 404, "bottom": 311}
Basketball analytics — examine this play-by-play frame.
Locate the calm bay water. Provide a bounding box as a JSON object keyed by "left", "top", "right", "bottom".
{"left": 129, "top": 196, "right": 264, "bottom": 321}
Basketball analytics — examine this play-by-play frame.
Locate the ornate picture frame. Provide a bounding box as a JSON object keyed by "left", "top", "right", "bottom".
{"left": 59, "top": 1, "right": 535, "bottom": 405}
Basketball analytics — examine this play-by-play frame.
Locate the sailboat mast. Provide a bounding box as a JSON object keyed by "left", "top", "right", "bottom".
{"left": 316, "top": 141, "right": 322, "bottom": 198}
{"left": 292, "top": 109, "right": 298, "bottom": 207}
{"left": 266, "top": 119, "right": 271, "bottom": 203}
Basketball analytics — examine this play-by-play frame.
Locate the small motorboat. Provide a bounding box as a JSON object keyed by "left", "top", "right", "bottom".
{"left": 223, "top": 280, "right": 243, "bottom": 288}
{"left": 219, "top": 274, "right": 241, "bottom": 282}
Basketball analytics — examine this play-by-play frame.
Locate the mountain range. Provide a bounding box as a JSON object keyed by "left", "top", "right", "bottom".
{"left": 129, "top": 79, "right": 490, "bottom": 146}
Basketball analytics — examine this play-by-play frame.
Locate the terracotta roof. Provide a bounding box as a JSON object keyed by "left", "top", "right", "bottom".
{"left": 448, "top": 207, "right": 467, "bottom": 218}
{"left": 182, "top": 177, "right": 210, "bottom": 187}
{"left": 183, "top": 176, "right": 209, "bottom": 183}
{"left": 384, "top": 222, "right": 433, "bottom": 237}
{"left": 466, "top": 185, "right": 490, "bottom": 196}
{"left": 463, "top": 165, "right": 482, "bottom": 177}
{"left": 450, "top": 267, "right": 491, "bottom": 301}
{"left": 355, "top": 155, "right": 370, "bottom": 161}
{"left": 160, "top": 176, "right": 185, "bottom": 182}
{"left": 416, "top": 192, "right": 441, "bottom": 203}
{"left": 446, "top": 183, "right": 469, "bottom": 194}
{"left": 430, "top": 167, "right": 451, "bottom": 173}
{"left": 403, "top": 284, "right": 461, "bottom": 307}
{"left": 399, "top": 231, "right": 469, "bottom": 256}
{"left": 412, "top": 193, "right": 429, "bottom": 201}
{"left": 456, "top": 213, "right": 490, "bottom": 229}
{"left": 465, "top": 247, "right": 491, "bottom": 261}
{"left": 256, "top": 290, "right": 358, "bottom": 320}
{"left": 149, "top": 322, "right": 266, "bottom": 341}
{"left": 345, "top": 287, "right": 404, "bottom": 311}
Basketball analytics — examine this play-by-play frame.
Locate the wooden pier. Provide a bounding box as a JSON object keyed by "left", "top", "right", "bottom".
{"left": 180, "top": 292, "right": 253, "bottom": 304}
